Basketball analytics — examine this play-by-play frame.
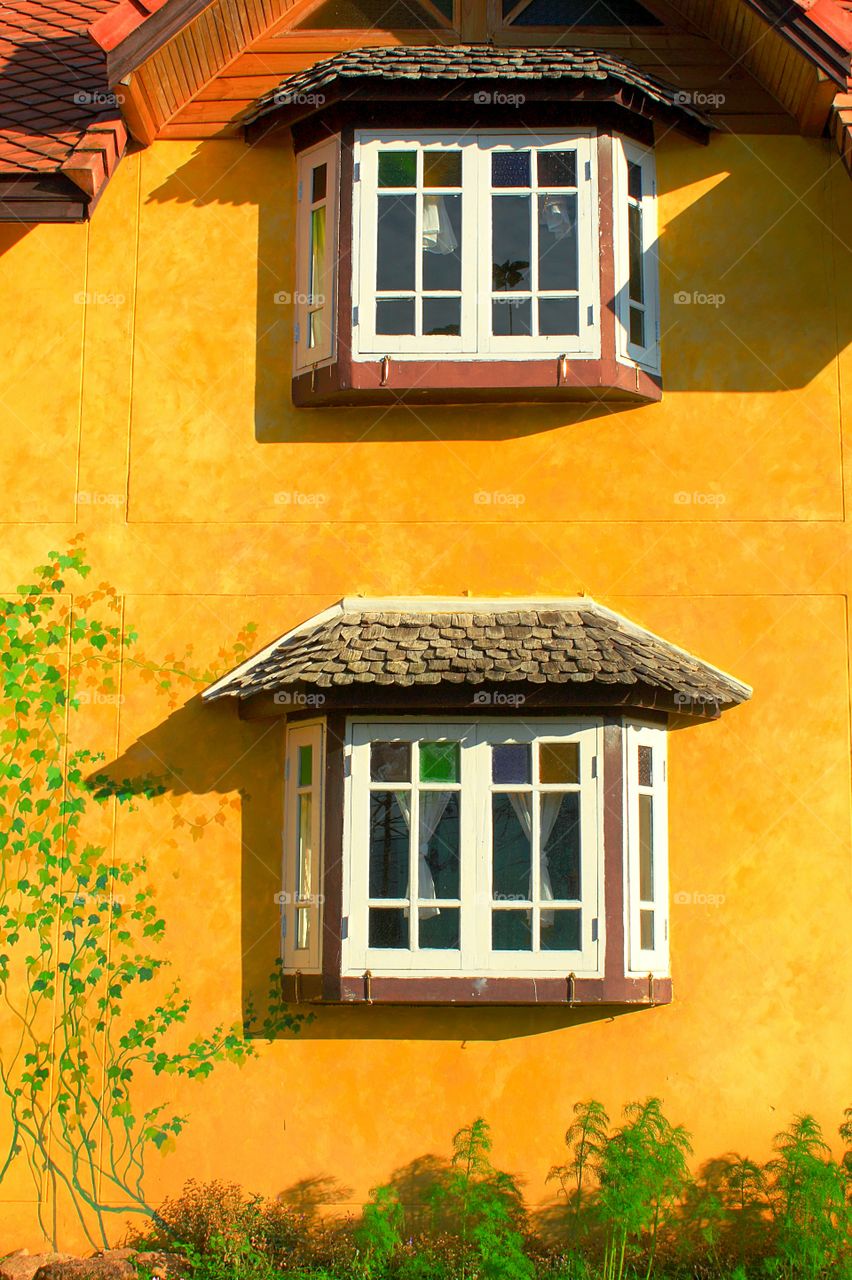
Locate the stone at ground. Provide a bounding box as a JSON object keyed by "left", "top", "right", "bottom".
{"left": 1, "top": 1254, "right": 74, "bottom": 1280}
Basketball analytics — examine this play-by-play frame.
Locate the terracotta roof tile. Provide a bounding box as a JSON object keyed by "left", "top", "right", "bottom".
{"left": 204, "top": 599, "right": 751, "bottom": 713}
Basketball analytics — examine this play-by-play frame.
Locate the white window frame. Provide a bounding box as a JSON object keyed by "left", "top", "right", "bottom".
{"left": 352, "top": 130, "right": 600, "bottom": 361}
{"left": 294, "top": 138, "right": 340, "bottom": 372}
{"left": 342, "top": 717, "right": 604, "bottom": 978}
{"left": 624, "top": 721, "right": 669, "bottom": 976}
{"left": 612, "top": 135, "right": 660, "bottom": 373}
{"left": 281, "top": 720, "right": 325, "bottom": 973}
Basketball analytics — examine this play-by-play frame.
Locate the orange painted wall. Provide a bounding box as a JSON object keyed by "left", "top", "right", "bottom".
{"left": 0, "top": 127, "right": 850, "bottom": 1247}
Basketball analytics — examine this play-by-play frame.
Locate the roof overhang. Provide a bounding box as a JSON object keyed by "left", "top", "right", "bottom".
{"left": 742, "top": 0, "right": 852, "bottom": 83}
{"left": 203, "top": 597, "right": 751, "bottom": 723}
{"left": 89, "top": 0, "right": 217, "bottom": 85}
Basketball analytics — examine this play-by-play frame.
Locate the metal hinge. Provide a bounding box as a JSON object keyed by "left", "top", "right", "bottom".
{"left": 591, "top": 756, "right": 597, "bottom": 778}
{"left": 591, "top": 918, "right": 599, "bottom": 942}
{"left": 587, "top": 305, "right": 594, "bottom": 326}
{"left": 341, "top": 916, "right": 349, "bottom": 940}
{"left": 353, "top": 161, "right": 361, "bottom": 181}
{"left": 352, "top": 305, "right": 359, "bottom": 327}
{"left": 343, "top": 753, "right": 352, "bottom": 778}
{"left": 585, "top": 160, "right": 591, "bottom": 182}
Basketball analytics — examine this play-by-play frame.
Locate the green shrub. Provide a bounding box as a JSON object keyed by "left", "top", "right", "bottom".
{"left": 763, "top": 1114, "right": 851, "bottom": 1279}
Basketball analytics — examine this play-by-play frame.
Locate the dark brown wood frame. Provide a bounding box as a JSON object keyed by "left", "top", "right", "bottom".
{"left": 270, "top": 95, "right": 698, "bottom": 407}
{"left": 278, "top": 707, "right": 673, "bottom": 1008}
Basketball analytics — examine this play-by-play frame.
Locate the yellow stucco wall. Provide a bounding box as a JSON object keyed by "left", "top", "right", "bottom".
{"left": 0, "top": 128, "right": 850, "bottom": 1248}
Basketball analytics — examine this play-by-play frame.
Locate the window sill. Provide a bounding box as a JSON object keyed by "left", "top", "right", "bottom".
{"left": 292, "top": 356, "right": 662, "bottom": 407}
{"left": 282, "top": 971, "right": 672, "bottom": 1006}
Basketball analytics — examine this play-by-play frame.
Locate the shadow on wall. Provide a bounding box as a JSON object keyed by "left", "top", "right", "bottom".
{"left": 96, "top": 691, "right": 657, "bottom": 1044}
{"left": 139, "top": 128, "right": 848, "bottom": 443}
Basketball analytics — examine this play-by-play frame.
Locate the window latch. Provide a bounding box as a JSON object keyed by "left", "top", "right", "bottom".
{"left": 591, "top": 917, "right": 599, "bottom": 942}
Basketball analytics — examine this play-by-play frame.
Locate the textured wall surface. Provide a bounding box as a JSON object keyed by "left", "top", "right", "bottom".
{"left": 0, "top": 128, "right": 850, "bottom": 1247}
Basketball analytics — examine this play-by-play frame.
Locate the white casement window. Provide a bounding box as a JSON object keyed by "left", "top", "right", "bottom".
{"left": 344, "top": 719, "right": 603, "bottom": 976}
{"left": 613, "top": 136, "right": 659, "bottom": 372}
{"left": 353, "top": 131, "right": 600, "bottom": 360}
{"left": 282, "top": 721, "right": 325, "bottom": 972}
{"left": 294, "top": 139, "right": 339, "bottom": 370}
{"left": 624, "top": 722, "right": 669, "bottom": 975}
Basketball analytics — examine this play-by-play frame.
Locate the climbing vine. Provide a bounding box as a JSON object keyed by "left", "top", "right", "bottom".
{"left": 0, "top": 541, "right": 300, "bottom": 1247}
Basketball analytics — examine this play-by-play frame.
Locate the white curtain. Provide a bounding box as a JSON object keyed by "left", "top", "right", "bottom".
{"left": 506, "top": 792, "right": 565, "bottom": 921}
{"left": 422, "top": 195, "right": 458, "bottom": 255}
{"left": 395, "top": 791, "right": 454, "bottom": 918}
{"left": 539, "top": 194, "right": 576, "bottom": 240}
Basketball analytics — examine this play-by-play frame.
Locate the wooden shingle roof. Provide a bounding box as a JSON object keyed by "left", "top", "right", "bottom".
{"left": 203, "top": 598, "right": 751, "bottom": 715}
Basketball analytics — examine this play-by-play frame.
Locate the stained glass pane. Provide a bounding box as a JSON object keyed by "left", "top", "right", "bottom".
{"left": 378, "top": 151, "right": 417, "bottom": 187}
{"left": 311, "top": 162, "right": 327, "bottom": 202}
{"left": 639, "top": 792, "right": 654, "bottom": 901}
{"left": 492, "top": 152, "right": 531, "bottom": 188}
{"left": 492, "top": 793, "right": 531, "bottom": 899}
{"left": 420, "top": 741, "right": 460, "bottom": 784}
{"left": 540, "top": 742, "right": 579, "bottom": 785}
{"left": 424, "top": 151, "right": 462, "bottom": 188}
{"left": 419, "top": 792, "right": 460, "bottom": 898}
{"left": 541, "top": 792, "right": 581, "bottom": 900}
{"left": 538, "top": 150, "right": 576, "bottom": 188}
{"left": 492, "top": 909, "right": 532, "bottom": 950}
{"left": 309, "top": 206, "right": 326, "bottom": 297}
{"left": 298, "top": 745, "right": 313, "bottom": 788}
{"left": 369, "top": 907, "right": 409, "bottom": 948}
{"left": 369, "top": 792, "right": 410, "bottom": 897}
{"left": 419, "top": 907, "right": 459, "bottom": 949}
{"left": 370, "top": 740, "right": 411, "bottom": 782}
{"left": 296, "top": 793, "right": 313, "bottom": 899}
{"left": 295, "top": 905, "right": 310, "bottom": 949}
{"left": 491, "top": 743, "right": 531, "bottom": 785}
{"left": 540, "top": 907, "right": 581, "bottom": 951}
{"left": 638, "top": 744, "right": 653, "bottom": 787}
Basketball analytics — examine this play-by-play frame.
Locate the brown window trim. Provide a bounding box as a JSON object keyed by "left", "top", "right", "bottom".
{"left": 288, "top": 107, "right": 662, "bottom": 408}
{"left": 278, "top": 709, "right": 672, "bottom": 1008}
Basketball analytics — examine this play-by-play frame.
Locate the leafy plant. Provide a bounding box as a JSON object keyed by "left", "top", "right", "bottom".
{"left": 0, "top": 545, "right": 302, "bottom": 1247}
{"left": 763, "top": 1114, "right": 851, "bottom": 1279}
{"left": 355, "top": 1185, "right": 405, "bottom": 1278}
{"left": 596, "top": 1098, "right": 692, "bottom": 1280}
{"left": 548, "top": 1100, "right": 610, "bottom": 1241}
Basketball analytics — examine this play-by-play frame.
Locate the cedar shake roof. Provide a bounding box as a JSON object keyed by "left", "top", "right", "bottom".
{"left": 0, "top": 0, "right": 126, "bottom": 219}
{"left": 243, "top": 44, "right": 712, "bottom": 137}
{"left": 203, "top": 598, "right": 751, "bottom": 714}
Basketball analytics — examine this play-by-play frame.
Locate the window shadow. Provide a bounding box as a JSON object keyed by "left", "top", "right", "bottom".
{"left": 96, "top": 692, "right": 661, "bottom": 1043}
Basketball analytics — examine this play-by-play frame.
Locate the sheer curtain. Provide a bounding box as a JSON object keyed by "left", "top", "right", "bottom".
{"left": 422, "top": 196, "right": 458, "bottom": 255}
{"left": 396, "top": 791, "right": 453, "bottom": 918}
{"left": 506, "top": 792, "right": 564, "bottom": 920}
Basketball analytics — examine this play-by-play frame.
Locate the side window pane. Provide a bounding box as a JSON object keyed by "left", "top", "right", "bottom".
{"left": 639, "top": 791, "right": 654, "bottom": 901}
{"left": 541, "top": 792, "right": 580, "bottom": 900}
{"left": 370, "top": 741, "right": 411, "bottom": 782}
{"left": 370, "top": 908, "right": 409, "bottom": 948}
{"left": 420, "top": 907, "right": 460, "bottom": 949}
{"left": 369, "top": 792, "right": 410, "bottom": 897}
{"left": 492, "top": 909, "right": 532, "bottom": 950}
{"left": 540, "top": 907, "right": 581, "bottom": 951}
{"left": 419, "top": 792, "right": 460, "bottom": 898}
{"left": 492, "top": 196, "right": 531, "bottom": 292}
{"left": 492, "top": 793, "right": 531, "bottom": 899}
{"left": 378, "top": 151, "right": 416, "bottom": 187}
{"left": 538, "top": 192, "right": 577, "bottom": 291}
{"left": 377, "top": 194, "right": 416, "bottom": 290}
{"left": 422, "top": 194, "right": 461, "bottom": 289}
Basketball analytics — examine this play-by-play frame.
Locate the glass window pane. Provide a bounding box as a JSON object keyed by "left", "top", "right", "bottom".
{"left": 640, "top": 908, "right": 655, "bottom": 950}
{"left": 311, "top": 162, "right": 327, "bottom": 202}
{"left": 638, "top": 744, "right": 653, "bottom": 788}
{"left": 539, "top": 298, "right": 579, "bottom": 336}
{"left": 419, "top": 906, "right": 459, "bottom": 949}
{"left": 378, "top": 151, "right": 416, "bottom": 187}
{"left": 492, "top": 297, "right": 531, "bottom": 336}
{"left": 492, "top": 909, "right": 532, "bottom": 950}
{"left": 639, "top": 792, "right": 654, "bottom": 901}
{"left": 423, "top": 298, "right": 461, "bottom": 337}
{"left": 295, "top": 905, "right": 310, "bottom": 950}
{"left": 492, "top": 195, "right": 531, "bottom": 291}
{"left": 539, "top": 193, "right": 577, "bottom": 291}
{"left": 423, "top": 194, "right": 461, "bottom": 290}
{"left": 296, "top": 793, "right": 313, "bottom": 900}
{"left": 369, "top": 792, "right": 410, "bottom": 898}
{"left": 424, "top": 151, "right": 461, "bottom": 187}
{"left": 540, "top": 907, "right": 581, "bottom": 951}
{"left": 298, "top": 745, "right": 313, "bottom": 788}
{"left": 627, "top": 159, "right": 643, "bottom": 201}
{"left": 420, "top": 741, "right": 460, "bottom": 784}
{"left": 540, "top": 741, "right": 579, "bottom": 785}
{"left": 628, "top": 203, "right": 644, "bottom": 304}
{"left": 492, "top": 793, "right": 532, "bottom": 899}
{"left": 377, "top": 194, "right": 416, "bottom": 290}
{"left": 492, "top": 743, "right": 531, "bottom": 785}
{"left": 492, "top": 151, "right": 531, "bottom": 188}
{"left": 369, "top": 907, "right": 409, "bottom": 948}
{"left": 541, "top": 792, "right": 580, "bottom": 900}
{"left": 538, "top": 150, "right": 576, "bottom": 188}
{"left": 371, "top": 740, "right": 411, "bottom": 782}
{"left": 309, "top": 206, "right": 326, "bottom": 298}
{"left": 630, "top": 306, "right": 645, "bottom": 347}
{"left": 376, "top": 298, "right": 415, "bottom": 335}
{"left": 419, "top": 792, "right": 460, "bottom": 898}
